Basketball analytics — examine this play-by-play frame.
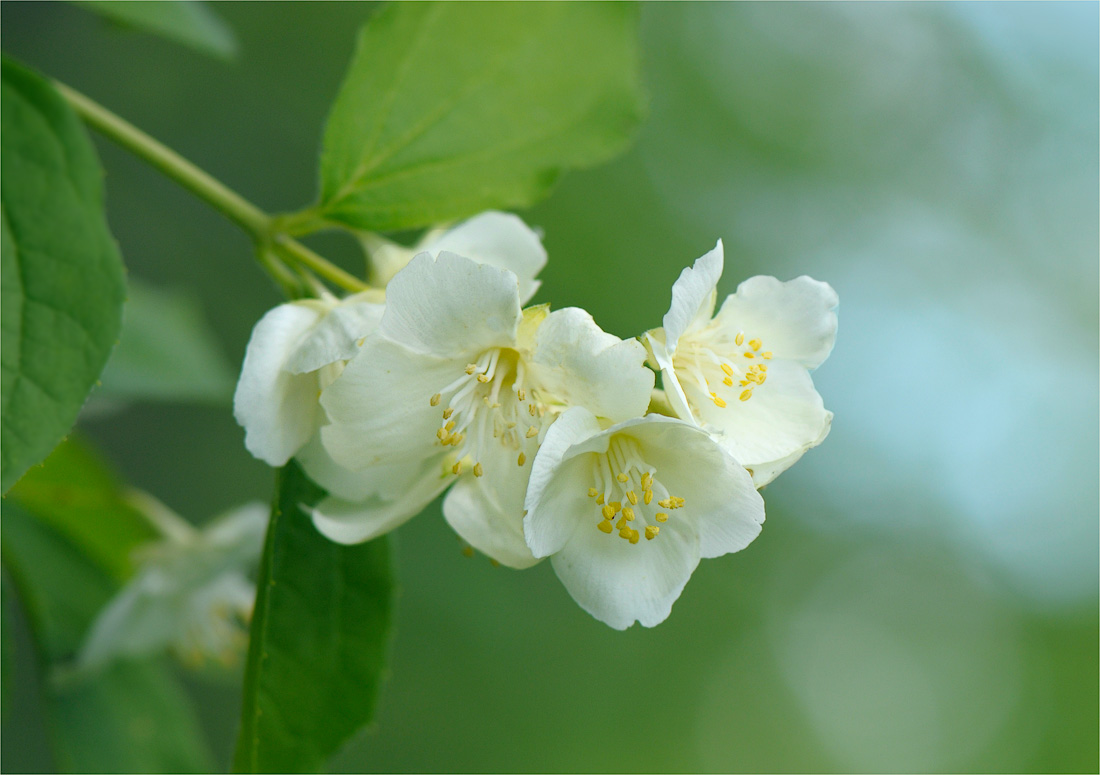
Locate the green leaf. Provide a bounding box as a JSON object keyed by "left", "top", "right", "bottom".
{"left": 1, "top": 503, "right": 214, "bottom": 772}
{"left": 70, "top": 0, "right": 238, "bottom": 60}
{"left": 1, "top": 570, "right": 14, "bottom": 723}
{"left": 312, "top": 1, "right": 644, "bottom": 232}
{"left": 1, "top": 57, "right": 126, "bottom": 493}
{"left": 97, "top": 279, "right": 235, "bottom": 405}
{"left": 6, "top": 436, "right": 157, "bottom": 582}
{"left": 233, "top": 462, "right": 395, "bottom": 773}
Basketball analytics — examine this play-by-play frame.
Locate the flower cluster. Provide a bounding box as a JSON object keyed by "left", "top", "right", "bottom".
{"left": 234, "top": 213, "right": 837, "bottom": 629}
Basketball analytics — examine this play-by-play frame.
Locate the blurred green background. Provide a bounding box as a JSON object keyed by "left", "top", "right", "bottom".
{"left": 2, "top": 2, "right": 1097, "bottom": 772}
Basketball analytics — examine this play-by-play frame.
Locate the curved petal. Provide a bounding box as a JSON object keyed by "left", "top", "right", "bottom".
{"left": 443, "top": 466, "right": 540, "bottom": 569}
{"left": 550, "top": 507, "right": 700, "bottom": 630}
{"left": 234, "top": 303, "right": 324, "bottom": 466}
{"left": 296, "top": 432, "right": 428, "bottom": 502}
{"left": 528, "top": 307, "right": 654, "bottom": 423}
{"left": 320, "top": 337, "right": 461, "bottom": 470}
{"left": 285, "top": 292, "right": 385, "bottom": 374}
{"left": 713, "top": 275, "right": 838, "bottom": 369}
{"left": 687, "top": 359, "right": 832, "bottom": 479}
{"left": 427, "top": 211, "right": 547, "bottom": 304}
{"left": 744, "top": 411, "right": 832, "bottom": 488}
{"left": 309, "top": 458, "right": 451, "bottom": 545}
{"left": 380, "top": 251, "right": 521, "bottom": 358}
{"left": 663, "top": 241, "right": 724, "bottom": 352}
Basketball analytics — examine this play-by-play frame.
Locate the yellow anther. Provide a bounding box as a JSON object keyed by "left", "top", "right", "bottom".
{"left": 711, "top": 392, "right": 727, "bottom": 408}
{"left": 673, "top": 496, "right": 685, "bottom": 507}
{"left": 643, "top": 489, "right": 653, "bottom": 505}
{"left": 588, "top": 487, "right": 599, "bottom": 498}
{"left": 526, "top": 426, "right": 539, "bottom": 438}
{"left": 622, "top": 507, "right": 635, "bottom": 521}
{"left": 528, "top": 404, "right": 537, "bottom": 416}
{"left": 450, "top": 433, "right": 465, "bottom": 446}
{"left": 430, "top": 393, "right": 441, "bottom": 406}
{"left": 628, "top": 529, "right": 640, "bottom": 545}
{"left": 437, "top": 428, "right": 448, "bottom": 441}
{"left": 656, "top": 512, "right": 668, "bottom": 522}
{"left": 452, "top": 461, "right": 463, "bottom": 475}
{"left": 517, "top": 452, "right": 527, "bottom": 466}
{"left": 641, "top": 472, "right": 652, "bottom": 489}
{"left": 597, "top": 520, "right": 614, "bottom": 534}
{"left": 462, "top": 545, "right": 475, "bottom": 558}
{"left": 723, "top": 376, "right": 734, "bottom": 387}
{"left": 602, "top": 504, "right": 616, "bottom": 519}
{"left": 645, "top": 525, "right": 660, "bottom": 540}
{"left": 617, "top": 472, "right": 629, "bottom": 483}
{"left": 744, "top": 352, "right": 755, "bottom": 359}
{"left": 720, "top": 363, "right": 734, "bottom": 377}
{"left": 473, "top": 462, "right": 484, "bottom": 477}
{"left": 517, "top": 388, "right": 526, "bottom": 401}
{"left": 608, "top": 501, "right": 622, "bottom": 513}
{"left": 445, "top": 420, "right": 456, "bottom": 432}
{"left": 476, "top": 373, "right": 490, "bottom": 383}
{"left": 758, "top": 374, "right": 767, "bottom": 384}
{"left": 442, "top": 407, "right": 454, "bottom": 419}
{"left": 596, "top": 493, "right": 605, "bottom": 505}
{"left": 739, "top": 390, "right": 752, "bottom": 402}
{"left": 735, "top": 332, "right": 745, "bottom": 346}
{"left": 658, "top": 498, "right": 672, "bottom": 508}
{"left": 740, "top": 380, "right": 750, "bottom": 387}
{"left": 626, "top": 490, "right": 638, "bottom": 505}
{"left": 465, "top": 364, "right": 478, "bottom": 374}
{"left": 616, "top": 517, "right": 628, "bottom": 531}
{"left": 758, "top": 364, "right": 767, "bottom": 372}
{"left": 762, "top": 352, "right": 773, "bottom": 359}
{"left": 749, "top": 338, "right": 762, "bottom": 351}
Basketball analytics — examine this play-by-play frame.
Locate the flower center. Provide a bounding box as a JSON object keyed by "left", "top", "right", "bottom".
{"left": 675, "top": 329, "right": 772, "bottom": 409}
{"left": 584, "top": 436, "right": 684, "bottom": 545}
{"left": 427, "top": 348, "right": 546, "bottom": 478}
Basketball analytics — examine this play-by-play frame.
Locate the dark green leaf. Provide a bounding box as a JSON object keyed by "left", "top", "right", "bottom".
{"left": 1, "top": 57, "right": 126, "bottom": 493}
{"left": 313, "top": 1, "right": 645, "bottom": 231}
{"left": 1, "top": 570, "right": 13, "bottom": 723}
{"left": 97, "top": 279, "right": 235, "bottom": 405}
{"left": 1, "top": 503, "right": 214, "bottom": 772}
{"left": 7, "top": 436, "right": 157, "bottom": 582}
{"left": 233, "top": 462, "right": 395, "bottom": 773}
{"left": 71, "top": 0, "right": 238, "bottom": 60}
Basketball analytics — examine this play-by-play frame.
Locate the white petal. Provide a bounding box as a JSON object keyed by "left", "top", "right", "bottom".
{"left": 688, "top": 359, "right": 832, "bottom": 482}
{"left": 320, "top": 337, "right": 460, "bottom": 470}
{"left": 379, "top": 251, "right": 521, "bottom": 358}
{"left": 662, "top": 241, "right": 724, "bottom": 353}
{"left": 284, "top": 292, "right": 385, "bottom": 374}
{"left": 426, "top": 211, "right": 546, "bottom": 304}
{"left": 296, "top": 432, "right": 427, "bottom": 502}
{"left": 713, "top": 275, "right": 839, "bottom": 369}
{"left": 234, "top": 303, "right": 324, "bottom": 466}
{"left": 744, "top": 411, "right": 832, "bottom": 488}
{"left": 528, "top": 307, "right": 654, "bottom": 423}
{"left": 523, "top": 407, "right": 605, "bottom": 557}
{"left": 443, "top": 466, "right": 540, "bottom": 569}
{"left": 309, "top": 459, "right": 450, "bottom": 545}
{"left": 550, "top": 508, "right": 700, "bottom": 630}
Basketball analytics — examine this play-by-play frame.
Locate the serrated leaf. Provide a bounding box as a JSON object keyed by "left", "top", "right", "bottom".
{"left": 71, "top": 0, "right": 238, "bottom": 60}
{"left": 1, "top": 57, "right": 126, "bottom": 493}
{"left": 1, "top": 504, "right": 214, "bottom": 772}
{"left": 7, "top": 436, "right": 157, "bottom": 582}
{"left": 313, "top": 1, "right": 644, "bottom": 232}
{"left": 233, "top": 462, "right": 395, "bottom": 773}
{"left": 97, "top": 279, "right": 235, "bottom": 405}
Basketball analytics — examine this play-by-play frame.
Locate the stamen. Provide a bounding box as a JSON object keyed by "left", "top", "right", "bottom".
{"left": 517, "top": 452, "right": 526, "bottom": 466}
{"left": 602, "top": 504, "right": 616, "bottom": 520}
{"left": 430, "top": 393, "right": 441, "bottom": 406}
{"left": 517, "top": 388, "right": 526, "bottom": 401}
{"left": 596, "top": 493, "right": 605, "bottom": 505}
{"left": 622, "top": 507, "right": 635, "bottom": 521}
{"left": 723, "top": 376, "right": 734, "bottom": 387}
{"left": 735, "top": 332, "right": 745, "bottom": 346}
{"left": 588, "top": 487, "right": 599, "bottom": 498}
{"left": 739, "top": 390, "right": 752, "bottom": 402}
{"left": 473, "top": 462, "right": 484, "bottom": 477}
{"left": 744, "top": 352, "right": 755, "bottom": 359}
{"left": 749, "top": 338, "right": 762, "bottom": 351}
{"left": 617, "top": 472, "right": 629, "bottom": 483}
{"left": 465, "top": 364, "right": 478, "bottom": 375}
{"left": 452, "top": 461, "right": 463, "bottom": 475}
{"left": 711, "top": 392, "right": 727, "bottom": 408}
{"left": 645, "top": 526, "right": 660, "bottom": 540}
{"left": 762, "top": 352, "right": 773, "bottom": 359}
{"left": 442, "top": 407, "right": 454, "bottom": 419}
{"left": 476, "top": 373, "right": 490, "bottom": 383}
{"left": 720, "top": 363, "right": 734, "bottom": 376}
{"left": 526, "top": 426, "right": 539, "bottom": 438}
{"left": 626, "top": 490, "right": 638, "bottom": 505}
{"left": 597, "top": 520, "right": 613, "bottom": 534}
{"left": 445, "top": 420, "right": 456, "bottom": 432}
{"left": 655, "top": 513, "right": 668, "bottom": 522}
{"left": 644, "top": 490, "right": 653, "bottom": 505}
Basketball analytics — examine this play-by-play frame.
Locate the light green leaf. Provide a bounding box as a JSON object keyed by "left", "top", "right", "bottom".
{"left": 233, "top": 462, "right": 395, "bottom": 773}
{"left": 1, "top": 503, "right": 214, "bottom": 772}
{"left": 312, "top": 1, "right": 644, "bottom": 232}
{"left": 6, "top": 436, "right": 157, "bottom": 583}
{"left": 1, "top": 57, "right": 126, "bottom": 493}
{"left": 71, "top": 0, "right": 238, "bottom": 60}
{"left": 97, "top": 279, "right": 235, "bottom": 405}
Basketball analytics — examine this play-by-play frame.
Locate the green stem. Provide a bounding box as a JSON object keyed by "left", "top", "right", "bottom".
{"left": 53, "top": 80, "right": 369, "bottom": 295}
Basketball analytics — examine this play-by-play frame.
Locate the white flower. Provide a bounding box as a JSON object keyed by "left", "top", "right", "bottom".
{"left": 362, "top": 210, "right": 547, "bottom": 303}
{"left": 234, "top": 290, "right": 385, "bottom": 466}
{"left": 523, "top": 408, "right": 765, "bottom": 629}
{"left": 318, "top": 251, "right": 653, "bottom": 567}
{"left": 78, "top": 501, "right": 268, "bottom": 670}
{"left": 647, "top": 241, "right": 838, "bottom": 487}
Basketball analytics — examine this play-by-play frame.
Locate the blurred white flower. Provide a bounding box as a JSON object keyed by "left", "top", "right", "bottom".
{"left": 317, "top": 251, "right": 653, "bottom": 567}
{"left": 523, "top": 408, "right": 765, "bottom": 629}
{"left": 647, "top": 241, "right": 838, "bottom": 486}
{"left": 78, "top": 501, "right": 268, "bottom": 670}
{"left": 361, "top": 210, "right": 547, "bottom": 302}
